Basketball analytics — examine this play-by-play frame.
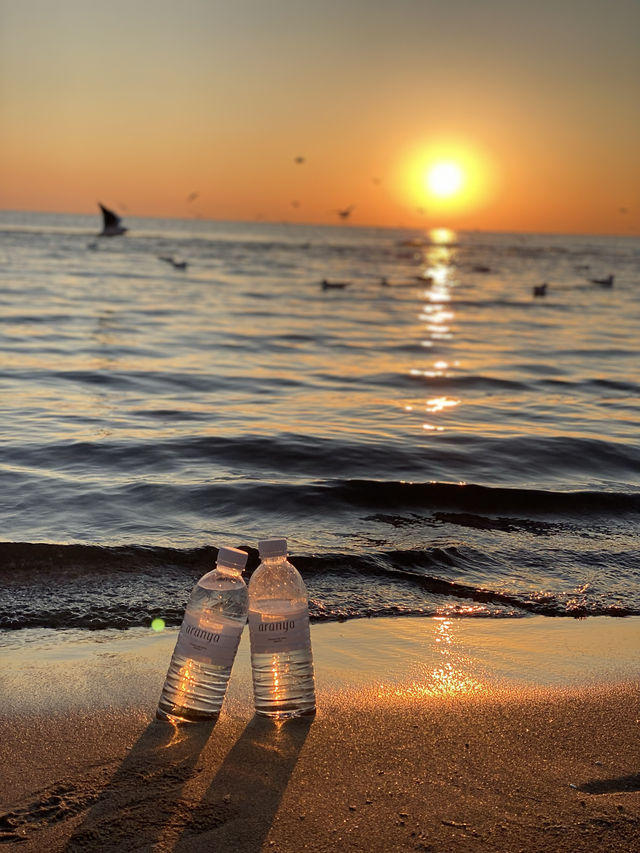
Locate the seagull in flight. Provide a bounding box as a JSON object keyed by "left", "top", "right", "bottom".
{"left": 97, "top": 203, "right": 127, "bottom": 237}
{"left": 334, "top": 205, "right": 355, "bottom": 220}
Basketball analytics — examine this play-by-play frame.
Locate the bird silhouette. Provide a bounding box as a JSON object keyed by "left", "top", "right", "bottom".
{"left": 321, "top": 279, "right": 350, "bottom": 290}
{"left": 159, "top": 256, "right": 188, "bottom": 271}
{"left": 533, "top": 283, "right": 548, "bottom": 297}
{"left": 590, "top": 274, "right": 614, "bottom": 287}
{"left": 97, "top": 203, "right": 127, "bottom": 237}
{"left": 294, "top": 156, "right": 305, "bottom": 164}
{"left": 334, "top": 205, "right": 355, "bottom": 220}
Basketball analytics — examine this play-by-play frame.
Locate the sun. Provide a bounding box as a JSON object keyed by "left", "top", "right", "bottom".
{"left": 426, "top": 162, "right": 464, "bottom": 199}
{"left": 395, "top": 140, "right": 496, "bottom": 221}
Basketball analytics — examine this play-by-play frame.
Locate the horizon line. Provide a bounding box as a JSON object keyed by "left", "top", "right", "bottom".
{"left": 0, "top": 206, "right": 638, "bottom": 241}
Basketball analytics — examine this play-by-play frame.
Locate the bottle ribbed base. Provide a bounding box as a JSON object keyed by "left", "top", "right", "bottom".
{"left": 251, "top": 649, "right": 316, "bottom": 719}
{"left": 156, "top": 702, "right": 220, "bottom": 723}
{"left": 254, "top": 706, "right": 316, "bottom": 719}
{"left": 157, "top": 653, "right": 231, "bottom": 723}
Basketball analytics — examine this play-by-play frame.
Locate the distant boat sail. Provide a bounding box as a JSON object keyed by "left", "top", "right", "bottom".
{"left": 98, "top": 202, "right": 127, "bottom": 237}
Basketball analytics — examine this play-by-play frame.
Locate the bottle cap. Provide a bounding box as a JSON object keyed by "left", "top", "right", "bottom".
{"left": 216, "top": 546, "right": 248, "bottom": 570}
{"left": 258, "top": 538, "right": 288, "bottom": 558}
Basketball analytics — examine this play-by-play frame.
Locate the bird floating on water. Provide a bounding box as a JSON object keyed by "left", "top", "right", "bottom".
{"left": 321, "top": 279, "right": 350, "bottom": 290}
{"left": 159, "top": 256, "right": 188, "bottom": 271}
{"left": 533, "top": 283, "right": 548, "bottom": 297}
{"left": 98, "top": 203, "right": 127, "bottom": 237}
{"left": 590, "top": 274, "right": 614, "bottom": 287}
{"left": 381, "top": 277, "right": 428, "bottom": 288}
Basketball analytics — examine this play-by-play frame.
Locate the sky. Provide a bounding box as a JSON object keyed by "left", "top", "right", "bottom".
{"left": 1, "top": 0, "right": 639, "bottom": 234}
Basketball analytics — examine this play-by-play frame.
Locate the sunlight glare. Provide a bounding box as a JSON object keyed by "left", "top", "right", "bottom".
{"left": 429, "top": 227, "right": 456, "bottom": 245}
{"left": 396, "top": 140, "right": 496, "bottom": 219}
{"left": 426, "top": 162, "right": 463, "bottom": 198}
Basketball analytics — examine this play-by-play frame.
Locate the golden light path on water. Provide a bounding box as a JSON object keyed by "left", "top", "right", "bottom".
{"left": 404, "top": 228, "right": 462, "bottom": 434}
{"left": 375, "top": 619, "right": 485, "bottom": 700}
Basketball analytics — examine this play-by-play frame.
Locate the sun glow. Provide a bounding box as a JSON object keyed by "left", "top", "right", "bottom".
{"left": 396, "top": 140, "right": 496, "bottom": 220}
{"left": 426, "top": 162, "right": 464, "bottom": 198}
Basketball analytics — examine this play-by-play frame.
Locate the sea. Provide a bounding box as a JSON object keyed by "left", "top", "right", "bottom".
{"left": 1, "top": 210, "right": 639, "bottom": 637}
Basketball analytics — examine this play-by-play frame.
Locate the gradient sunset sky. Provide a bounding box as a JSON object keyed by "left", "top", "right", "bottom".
{"left": 1, "top": 0, "right": 638, "bottom": 235}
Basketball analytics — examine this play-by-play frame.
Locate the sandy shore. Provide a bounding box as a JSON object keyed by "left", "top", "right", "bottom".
{"left": 1, "top": 616, "right": 639, "bottom": 851}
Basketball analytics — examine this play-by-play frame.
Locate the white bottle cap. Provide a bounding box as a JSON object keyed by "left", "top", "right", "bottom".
{"left": 216, "top": 546, "right": 248, "bottom": 570}
{"left": 258, "top": 538, "right": 288, "bottom": 558}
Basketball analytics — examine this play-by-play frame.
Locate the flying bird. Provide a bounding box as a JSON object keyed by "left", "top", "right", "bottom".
{"left": 294, "top": 156, "right": 305, "bottom": 164}
{"left": 533, "top": 283, "right": 548, "bottom": 297}
{"left": 334, "top": 205, "right": 355, "bottom": 220}
{"left": 186, "top": 192, "right": 199, "bottom": 203}
{"left": 98, "top": 203, "right": 127, "bottom": 237}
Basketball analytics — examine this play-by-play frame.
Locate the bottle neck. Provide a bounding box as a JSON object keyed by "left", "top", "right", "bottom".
{"left": 216, "top": 564, "right": 243, "bottom": 576}
{"left": 260, "top": 554, "right": 287, "bottom": 565}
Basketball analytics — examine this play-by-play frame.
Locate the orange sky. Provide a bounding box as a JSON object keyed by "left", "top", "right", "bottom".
{"left": 1, "top": 0, "right": 639, "bottom": 235}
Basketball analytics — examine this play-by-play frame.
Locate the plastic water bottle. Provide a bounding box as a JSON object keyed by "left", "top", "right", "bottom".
{"left": 157, "top": 546, "right": 248, "bottom": 723}
{"left": 248, "top": 538, "right": 316, "bottom": 718}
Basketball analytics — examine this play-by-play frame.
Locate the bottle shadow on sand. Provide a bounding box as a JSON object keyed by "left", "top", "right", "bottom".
{"left": 64, "top": 717, "right": 216, "bottom": 852}
{"left": 62, "top": 713, "right": 312, "bottom": 852}
{"left": 172, "top": 714, "right": 313, "bottom": 852}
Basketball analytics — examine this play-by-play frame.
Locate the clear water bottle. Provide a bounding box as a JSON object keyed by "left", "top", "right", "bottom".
{"left": 248, "top": 538, "right": 316, "bottom": 718}
{"left": 157, "top": 546, "right": 248, "bottom": 723}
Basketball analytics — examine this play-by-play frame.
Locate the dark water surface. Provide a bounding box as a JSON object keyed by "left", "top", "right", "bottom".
{"left": 1, "top": 212, "right": 639, "bottom": 630}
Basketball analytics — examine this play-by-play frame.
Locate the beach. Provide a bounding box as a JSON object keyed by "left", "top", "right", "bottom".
{"left": 1, "top": 616, "right": 638, "bottom": 851}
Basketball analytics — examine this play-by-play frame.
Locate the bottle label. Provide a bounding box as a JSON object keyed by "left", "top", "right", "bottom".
{"left": 174, "top": 610, "right": 245, "bottom": 667}
{"left": 248, "top": 606, "right": 311, "bottom": 655}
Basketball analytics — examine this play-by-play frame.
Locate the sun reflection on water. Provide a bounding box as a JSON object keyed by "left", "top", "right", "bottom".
{"left": 426, "top": 396, "right": 460, "bottom": 413}
{"left": 429, "top": 227, "right": 456, "bottom": 245}
{"left": 402, "top": 231, "right": 466, "bottom": 433}
{"left": 376, "top": 619, "right": 485, "bottom": 700}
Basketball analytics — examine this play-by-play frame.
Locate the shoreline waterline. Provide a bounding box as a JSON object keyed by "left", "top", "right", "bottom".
{"left": 2, "top": 615, "right": 638, "bottom": 718}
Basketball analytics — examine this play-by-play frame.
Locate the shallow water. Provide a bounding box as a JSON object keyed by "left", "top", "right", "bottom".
{"left": 1, "top": 211, "right": 639, "bottom": 629}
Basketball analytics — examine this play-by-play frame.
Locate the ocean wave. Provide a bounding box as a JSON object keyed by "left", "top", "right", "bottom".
{"left": 326, "top": 480, "right": 640, "bottom": 513}
{"left": 1, "top": 539, "right": 637, "bottom": 632}
{"left": 7, "top": 430, "right": 638, "bottom": 484}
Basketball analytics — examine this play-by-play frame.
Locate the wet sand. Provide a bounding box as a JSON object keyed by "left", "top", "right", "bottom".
{"left": 1, "top": 616, "right": 639, "bottom": 851}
